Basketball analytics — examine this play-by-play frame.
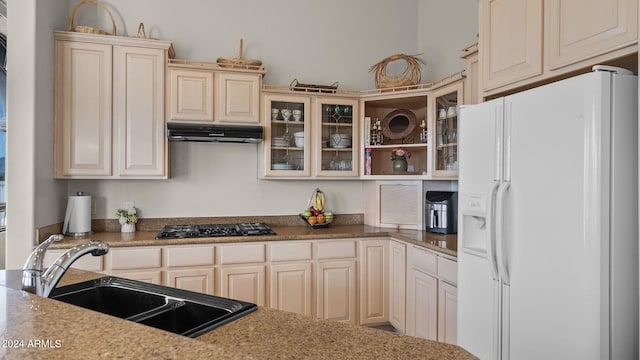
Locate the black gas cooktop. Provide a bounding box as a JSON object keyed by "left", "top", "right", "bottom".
{"left": 156, "top": 223, "right": 276, "bottom": 240}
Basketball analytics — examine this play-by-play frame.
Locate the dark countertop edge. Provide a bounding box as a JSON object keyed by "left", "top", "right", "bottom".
{"left": 48, "top": 224, "right": 458, "bottom": 257}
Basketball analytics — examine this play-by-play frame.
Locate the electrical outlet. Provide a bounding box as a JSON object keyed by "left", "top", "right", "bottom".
{"left": 125, "top": 201, "right": 135, "bottom": 209}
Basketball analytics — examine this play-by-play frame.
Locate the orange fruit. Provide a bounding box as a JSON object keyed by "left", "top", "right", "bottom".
{"left": 307, "top": 215, "right": 317, "bottom": 225}
{"left": 316, "top": 214, "right": 326, "bottom": 224}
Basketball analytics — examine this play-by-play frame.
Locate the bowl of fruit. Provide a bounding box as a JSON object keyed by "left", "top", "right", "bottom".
{"left": 299, "top": 188, "right": 335, "bottom": 228}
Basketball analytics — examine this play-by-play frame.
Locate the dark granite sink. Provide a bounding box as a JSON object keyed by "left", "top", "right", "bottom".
{"left": 49, "top": 276, "right": 257, "bottom": 338}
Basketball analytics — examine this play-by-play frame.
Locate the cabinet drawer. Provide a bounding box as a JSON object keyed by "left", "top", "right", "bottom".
{"left": 43, "top": 250, "right": 104, "bottom": 271}
{"left": 314, "top": 240, "right": 357, "bottom": 260}
{"left": 438, "top": 257, "right": 457, "bottom": 286}
{"left": 107, "top": 247, "right": 162, "bottom": 270}
{"left": 217, "top": 243, "right": 265, "bottom": 265}
{"left": 269, "top": 241, "right": 312, "bottom": 262}
{"left": 411, "top": 246, "right": 437, "bottom": 275}
{"left": 166, "top": 245, "right": 215, "bottom": 267}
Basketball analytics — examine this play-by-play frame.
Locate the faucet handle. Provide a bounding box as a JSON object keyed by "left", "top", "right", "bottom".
{"left": 23, "top": 234, "right": 65, "bottom": 271}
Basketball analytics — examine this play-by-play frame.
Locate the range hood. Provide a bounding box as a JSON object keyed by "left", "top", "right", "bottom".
{"left": 167, "top": 123, "right": 263, "bottom": 143}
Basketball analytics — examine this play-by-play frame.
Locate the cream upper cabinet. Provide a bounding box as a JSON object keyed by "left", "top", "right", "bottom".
{"left": 480, "top": 0, "right": 638, "bottom": 97}
{"left": 261, "top": 89, "right": 360, "bottom": 179}
{"left": 167, "top": 61, "right": 264, "bottom": 125}
{"left": 480, "top": 0, "right": 543, "bottom": 91}
{"left": 168, "top": 68, "right": 215, "bottom": 122}
{"left": 216, "top": 72, "right": 261, "bottom": 124}
{"left": 55, "top": 40, "right": 113, "bottom": 177}
{"left": 544, "top": 0, "right": 638, "bottom": 70}
{"left": 54, "top": 31, "right": 172, "bottom": 179}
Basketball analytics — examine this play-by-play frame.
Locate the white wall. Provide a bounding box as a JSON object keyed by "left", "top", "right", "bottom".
{"left": 418, "top": 0, "right": 479, "bottom": 81}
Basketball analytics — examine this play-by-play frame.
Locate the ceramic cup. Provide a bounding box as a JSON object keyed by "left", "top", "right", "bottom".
{"left": 439, "top": 109, "right": 447, "bottom": 119}
{"left": 292, "top": 109, "right": 302, "bottom": 121}
{"left": 447, "top": 106, "right": 457, "bottom": 117}
{"left": 281, "top": 109, "right": 292, "bottom": 121}
{"left": 271, "top": 108, "right": 280, "bottom": 120}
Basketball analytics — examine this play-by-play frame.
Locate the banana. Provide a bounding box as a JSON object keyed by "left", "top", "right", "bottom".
{"left": 310, "top": 188, "right": 326, "bottom": 212}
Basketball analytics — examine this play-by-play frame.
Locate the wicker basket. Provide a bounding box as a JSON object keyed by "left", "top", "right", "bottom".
{"left": 68, "top": 0, "right": 117, "bottom": 36}
{"left": 369, "top": 54, "right": 425, "bottom": 89}
{"left": 217, "top": 38, "right": 263, "bottom": 69}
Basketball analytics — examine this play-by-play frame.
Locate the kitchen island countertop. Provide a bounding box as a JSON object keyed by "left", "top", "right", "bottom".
{"left": 47, "top": 224, "right": 458, "bottom": 257}
{"left": 0, "top": 269, "right": 476, "bottom": 359}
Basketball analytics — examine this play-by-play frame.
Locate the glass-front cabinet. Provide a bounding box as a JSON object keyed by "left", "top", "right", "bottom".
{"left": 314, "top": 97, "right": 358, "bottom": 177}
{"left": 262, "top": 93, "right": 311, "bottom": 177}
{"left": 428, "top": 81, "right": 462, "bottom": 178}
{"left": 261, "top": 90, "right": 359, "bottom": 178}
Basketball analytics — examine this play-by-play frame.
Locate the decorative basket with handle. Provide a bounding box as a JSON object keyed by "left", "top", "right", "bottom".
{"left": 68, "top": 0, "right": 117, "bottom": 36}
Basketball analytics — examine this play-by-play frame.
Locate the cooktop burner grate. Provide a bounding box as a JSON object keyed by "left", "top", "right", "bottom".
{"left": 156, "top": 223, "right": 276, "bottom": 240}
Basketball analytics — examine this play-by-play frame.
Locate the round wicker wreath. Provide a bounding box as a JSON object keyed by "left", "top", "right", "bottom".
{"left": 369, "top": 54, "right": 425, "bottom": 89}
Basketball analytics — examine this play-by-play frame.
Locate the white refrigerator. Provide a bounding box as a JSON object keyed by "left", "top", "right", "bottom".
{"left": 457, "top": 66, "right": 638, "bottom": 360}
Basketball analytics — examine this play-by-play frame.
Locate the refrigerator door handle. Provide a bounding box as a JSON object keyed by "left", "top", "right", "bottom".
{"left": 486, "top": 180, "right": 501, "bottom": 281}
{"left": 496, "top": 181, "right": 511, "bottom": 285}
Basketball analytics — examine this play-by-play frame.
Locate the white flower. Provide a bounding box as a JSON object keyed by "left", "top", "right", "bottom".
{"left": 118, "top": 216, "right": 127, "bottom": 225}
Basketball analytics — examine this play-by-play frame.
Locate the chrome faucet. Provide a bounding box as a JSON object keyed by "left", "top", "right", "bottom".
{"left": 22, "top": 234, "right": 109, "bottom": 297}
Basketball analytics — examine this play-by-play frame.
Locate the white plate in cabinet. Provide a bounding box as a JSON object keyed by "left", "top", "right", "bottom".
{"left": 106, "top": 247, "right": 162, "bottom": 270}
{"left": 216, "top": 243, "right": 266, "bottom": 265}
{"left": 168, "top": 67, "right": 214, "bottom": 122}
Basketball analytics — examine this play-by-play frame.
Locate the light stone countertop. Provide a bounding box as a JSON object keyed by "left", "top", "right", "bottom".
{"left": 0, "top": 269, "right": 477, "bottom": 359}
{"left": 48, "top": 224, "right": 458, "bottom": 257}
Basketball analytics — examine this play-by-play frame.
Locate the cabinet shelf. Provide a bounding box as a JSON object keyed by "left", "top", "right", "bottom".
{"left": 271, "top": 120, "right": 305, "bottom": 125}
{"left": 272, "top": 146, "right": 304, "bottom": 151}
{"left": 322, "top": 147, "right": 352, "bottom": 152}
{"left": 321, "top": 122, "right": 353, "bottom": 127}
{"left": 437, "top": 143, "right": 457, "bottom": 148}
{"left": 365, "top": 143, "right": 428, "bottom": 149}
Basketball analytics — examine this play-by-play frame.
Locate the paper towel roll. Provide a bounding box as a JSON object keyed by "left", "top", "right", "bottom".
{"left": 63, "top": 193, "right": 93, "bottom": 236}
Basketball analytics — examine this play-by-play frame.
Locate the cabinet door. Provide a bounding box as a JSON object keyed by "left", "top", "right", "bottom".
{"left": 55, "top": 40, "right": 112, "bottom": 177}
{"left": 545, "top": 0, "right": 638, "bottom": 70}
{"left": 219, "top": 265, "right": 266, "bottom": 306}
{"left": 405, "top": 269, "right": 438, "bottom": 340}
{"left": 168, "top": 68, "right": 214, "bottom": 122}
{"left": 216, "top": 72, "right": 261, "bottom": 124}
{"left": 388, "top": 240, "right": 406, "bottom": 333}
{"left": 167, "top": 268, "right": 214, "bottom": 295}
{"left": 262, "top": 93, "right": 311, "bottom": 177}
{"left": 359, "top": 240, "right": 388, "bottom": 325}
{"left": 438, "top": 281, "right": 458, "bottom": 345}
{"left": 480, "top": 0, "right": 543, "bottom": 91}
{"left": 314, "top": 97, "right": 359, "bottom": 177}
{"left": 269, "top": 263, "right": 312, "bottom": 316}
{"left": 315, "top": 260, "right": 357, "bottom": 324}
{"left": 114, "top": 46, "right": 166, "bottom": 177}
{"left": 429, "top": 81, "right": 463, "bottom": 178}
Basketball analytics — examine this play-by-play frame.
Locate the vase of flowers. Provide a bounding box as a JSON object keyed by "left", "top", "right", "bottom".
{"left": 116, "top": 206, "right": 138, "bottom": 233}
{"left": 390, "top": 148, "right": 411, "bottom": 173}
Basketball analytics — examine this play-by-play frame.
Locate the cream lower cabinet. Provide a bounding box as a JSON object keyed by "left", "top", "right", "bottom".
{"left": 359, "top": 239, "right": 388, "bottom": 325}
{"left": 314, "top": 240, "right": 358, "bottom": 324}
{"left": 104, "top": 247, "right": 163, "bottom": 284}
{"left": 165, "top": 245, "right": 215, "bottom": 295}
{"left": 216, "top": 243, "right": 267, "bottom": 306}
{"left": 438, "top": 281, "right": 458, "bottom": 344}
{"left": 388, "top": 239, "right": 407, "bottom": 333}
{"left": 268, "top": 241, "right": 313, "bottom": 316}
{"left": 54, "top": 31, "right": 171, "bottom": 179}
{"left": 405, "top": 245, "right": 439, "bottom": 341}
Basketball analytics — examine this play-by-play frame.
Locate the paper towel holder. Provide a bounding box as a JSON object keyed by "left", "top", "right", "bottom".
{"left": 62, "top": 191, "right": 93, "bottom": 237}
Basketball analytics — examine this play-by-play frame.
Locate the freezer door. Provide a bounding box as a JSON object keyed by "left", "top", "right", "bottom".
{"left": 457, "top": 99, "right": 503, "bottom": 359}
{"left": 501, "top": 71, "right": 632, "bottom": 360}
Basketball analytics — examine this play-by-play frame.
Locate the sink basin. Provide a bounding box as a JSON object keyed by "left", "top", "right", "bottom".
{"left": 49, "top": 276, "right": 257, "bottom": 338}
